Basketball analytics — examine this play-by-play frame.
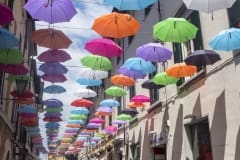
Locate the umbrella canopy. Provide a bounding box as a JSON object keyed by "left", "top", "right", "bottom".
{"left": 104, "top": 86, "right": 127, "bottom": 97}
{"left": 43, "top": 99, "right": 63, "bottom": 107}
{"left": 89, "top": 117, "right": 105, "bottom": 124}
{"left": 70, "top": 108, "right": 89, "bottom": 115}
{"left": 86, "top": 123, "right": 102, "bottom": 128}
{"left": 0, "top": 3, "right": 14, "bottom": 25}
{"left": 43, "top": 85, "right": 66, "bottom": 94}
{"left": 166, "top": 63, "right": 197, "bottom": 78}
{"left": 104, "top": 0, "right": 157, "bottom": 10}
{"left": 0, "top": 64, "right": 29, "bottom": 74}
{"left": 81, "top": 54, "right": 112, "bottom": 71}
{"left": 45, "top": 122, "right": 60, "bottom": 128}
{"left": 31, "top": 28, "right": 72, "bottom": 49}
{"left": 24, "top": 0, "right": 77, "bottom": 24}
{"left": 43, "top": 116, "right": 62, "bottom": 122}
{"left": 69, "top": 114, "right": 87, "bottom": 120}
{"left": 100, "top": 99, "right": 120, "bottom": 107}
{"left": 153, "top": 17, "right": 198, "bottom": 43}
{"left": 67, "top": 120, "right": 85, "bottom": 125}
{"left": 104, "top": 126, "right": 118, "bottom": 134}
{"left": 85, "top": 38, "right": 123, "bottom": 57}
{"left": 41, "top": 74, "right": 67, "bottom": 83}
{"left": 7, "top": 75, "right": 31, "bottom": 82}
{"left": 44, "top": 112, "right": 62, "bottom": 117}
{"left": 123, "top": 57, "right": 156, "bottom": 74}
{"left": 76, "top": 78, "right": 102, "bottom": 87}
{"left": 0, "top": 28, "right": 19, "bottom": 48}
{"left": 37, "top": 49, "right": 71, "bottom": 63}
{"left": 131, "top": 95, "right": 150, "bottom": 103}
{"left": 183, "top": 0, "right": 236, "bottom": 13}
{"left": 11, "top": 90, "right": 34, "bottom": 98}
{"left": 118, "top": 66, "right": 147, "bottom": 79}
{"left": 74, "top": 88, "right": 97, "bottom": 98}
{"left": 121, "top": 108, "right": 139, "bottom": 116}
{"left": 0, "top": 48, "right": 23, "bottom": 64}
{"left": 116, "top": 114, "right": 132, "bottom": 121}
{"left": 127, "top": 102, "right": 146, "bottom": 108}
{"left": 136, "top": 42, "right": 173, "bottom": 63}
{"left": 17, "top": 105, "right": 36, "bottom": 113}
{"left": 78, "top": 68, "right": 108, "bottom": 80}
{"left": 152, "top": 72, "right": 179, "bottom": 85}
{"left": 209, "top": 28, "right": 240, "bottom": 51}
{"left": 95, "top": 111, "right": 112, "bottom": 116}
{"left": 66, "top": 124, "right": 81, "bottom": 128}
{"left": 184, "top": 50, "right": 221, "bottom": 67}
{"left": 112, "top": 119, "right": 127, "bottom": 125}
{"left": 92, "top": 12, "right": 140, "bottom": 38}
{"left": 44, "top": 107, "right": 63, "bottom": 112}
{"left": 39, "top": 62, "right": 68, "bottom": 75}
{"left": 71, "top": 99, "right": 94, "bottom": 107}
{"left": 111, "top": 74, "right": 135, "bottom": 87}
{"left": 96, "top": 106, "right": 113, "bottom": 113}
{"left": 141, "top": 79, "right": 165, "bottom": 89}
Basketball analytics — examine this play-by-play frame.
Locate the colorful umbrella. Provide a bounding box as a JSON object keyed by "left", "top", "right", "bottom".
{"left": 84, "top": 38, "right": 123, "bottom": 57}
{"left": 166, "top": 63, "right": 197, "bottom": 78}
{"left": 116, "top": 114, "right": 132, "bottom": 121}
{"left": 112, "top": 119, "right": 126, "bottom": 125}
{"left": 127, "top": 102, "right": 146, "bottom": 108}
{"left": 39, "top": 62, "right": 68, "bottom": 75}
{"left": 104, "top": 86, "right": 127, "bottom": 97}
{"left": 67, "top": 120, "right": 85, "bottom": 125}
{"left": 44, "top": 112, "right": 62, "bottom": 117}
{"left": 100, "top": 99, "right": 120, "bottom": 107}
{"left": 43, "top": 85, "right": 66, "bottom": 94}
{"left": 44, "top": 107, "right": 63, "bottom": 112}
{"left": 92, "top": 12, "right": 140, "bottom": 38}
{"left": 37, "top": 49, "right": 71, "bottom": 62}
{"left": 69, "top": 114, "right": 87, "bottom": 120}
{"left": 121, "top": 108, "right": 139, "bottom": 116}
{"left": 141, "top": 79, "right": 165, "bottom": 89}
{"left": 0, "top": 28, "right": 19, "bottom": 48}
{"left": 66, "top": 124, "right": 81, "bottom": 128}
{"left": 15, "top": 98, "right": 34, "bottom": 105}
{"left": 95, "top": 111, "right": 112, "bottom": 116}
{"left": 152, "top": 72, "right": 179, "bottom": 85}
{"left": 209, "top": 28, "right": 240, "bottom": 51}
{"left": 43, "top": 99, "right": 63, "bottom": 107}
{"left": 111, "top": 74, "right": 135, "bottom": 87}
{"left": 96, "top": 106, "right": 113, "bottom": 113}
{"left": 184, "top": 50, "right": 221, "bottom": 67}
{"left": 45, "top": 122, "right": 60, "bottom": 128}
{"left": 11, "top": 90, "right": 34, "bottom": 98}
{"left": 89, "top": 117, "right": 105, "bottom": 124}
{"left": 70, "top": 108, "right": 89, "bottom": 115}
{"left": 0, "top": 64, "right": 29, "bottom": 74}
{"left": 104, "top": 0, "right": 157, "bottom": 10}
{"left": 0, "top": 3, "right": 14, "bottom": 25}
{"left": 81, "top": 54, "right": 112, "bottom": 71}
{"left": 74, "top": 88, "right": 97, "bottom": 98}
{"left": 131, "top": 95, "right": 150, "bottom": 103}
{"left": 86, "top": 123, "right": 102, "bottom": 128}
{"left": 31, "top": 28, "right": 72, "bottom": 49}
{"left": 78, "top": 68, "right": 108, "bottom": 80}
{"left": 153, "top": 17, "right": 198, "bottom": 43}
{"left": 17, "top": 105, "right": 36, "bottom": 113}
{"left": 43, "top": 116, "right": 62, "bottom": 122}
{"left": 76, "top": 78, "right": 102, "bottom": 86}
{"left": 41, "top": 74, "right": 67, "bottom": 83}
{"left": 136, "top": 42, "right": 172, "bottom": 63}
{"left": 104, "top": 126, "right": 118, "bottom": 134}
{"left": 0, "top": 48, "right": 23, "bottom": 64}
{"left": 71, "top": 99, "right": 94, "bottom": 107}
{"left": 24, "top": 0, "right": 77, "bottom": 24}
{"left": 118, "top": 66, "right": 147, "bottom": 79}
{"left": 7, "top": 75, "right": 31, "bottom": 82}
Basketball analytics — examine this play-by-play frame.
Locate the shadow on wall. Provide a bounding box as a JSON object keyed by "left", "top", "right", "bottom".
{"left": 192, "top": 93, "right": 202, "bottom": 118}
{"left": 210, "top": 90, "right": 227, "bottom": 160}
{"left": 171, "top": 104, "right": 183, "bottom": 160}
{"left": 142, "top": 119, "right": 152, "bottom": 160}
{"left": 235, "top": 126, "right": 240, "bottom": 160}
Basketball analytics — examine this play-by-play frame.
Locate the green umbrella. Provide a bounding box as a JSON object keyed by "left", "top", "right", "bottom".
{"left": 104, "top": 86, "right": 127, "bottom": 97}
{"left": 153, "top": 17, "right": 198, "bottom": 43}
{"left": 81, "top": 54, "right": 112, "bottom": 71}
{"left": 44, "top": 108, "right": 63, "bottom": 112}
{"left": 116, "top": 114, "right": 132, "bottom": 121}
{"left": 152, "top": 72, "right": 179, "bottom": 85}
{"left": 7, "top": 75, "right": 32, "bottom": 82}
{"left": 69, "top": 114, "right": 87, "bottom": 120}
{"left": 0, "top": 48, "right": 24, "bottom": 64}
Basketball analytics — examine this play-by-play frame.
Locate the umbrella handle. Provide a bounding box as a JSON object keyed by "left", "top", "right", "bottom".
{"left": 44, "top": 0, "right": 52, "bottom": 8}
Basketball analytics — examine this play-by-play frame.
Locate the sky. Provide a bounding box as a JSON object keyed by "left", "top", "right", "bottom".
{"left": 34, "top": 0, "right": 113, "bottom": 159}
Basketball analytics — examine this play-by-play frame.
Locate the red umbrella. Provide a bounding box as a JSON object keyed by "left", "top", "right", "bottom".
{"left": 0, "top": 63, "right": 29, "bottom": 75}
{"left": 43, "top": 116, "right": 62, "bottom": 122}
{"left": 37, "top": 49, "right": 71, "bottom": 62}
{"left": 11, "top": 90, "right": 35, "bottom": 98}
{"left": 41, "top": 74, "right": 67, "bottom": 83}
{"left": 0, "top": 3, "right": 14, "bottom": 25}
{"left": 70, "top": 99, "right": 94, "bottom": 107}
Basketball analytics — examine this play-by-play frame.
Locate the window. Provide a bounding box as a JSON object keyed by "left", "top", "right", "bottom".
{"left": 130, "top": 143, "right": 140, "bottom": 160}
{"left": 129, "top": 86, "right": 135, "bottom": 99}
{"left": 149, "top": 63, "right": 159, "bottom": 103}
{"left": 228, "top": 0, "right": 240, "bottom": 28}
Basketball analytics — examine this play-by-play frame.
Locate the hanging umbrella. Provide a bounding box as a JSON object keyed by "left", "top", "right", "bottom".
{"left": 92, "top": 12, "right": 140, "bottom": 38}
{"left": 152, "top": 72, "right": 179, "bottom": 85}
{"left": 0, "top": 48, "right": 23, "bottom": 64}
{"left": 43, "top": 85, "right": 66, "bottom": 94}
{"left": 95, "top": 111, "right": 112, "bottom": 116}
{"left": 68, "top": 120, "right": 85, "bottom": 125}
{"left": 209, "top": 28, "right": 240, "bottom": 51}
{"left": 127, "top": 102, "right": 146, "bottom": 108}
{"left": 24, "top": 0, "right": 77, "bottom": 24}
{"left": 0, "top": 64, "right": 29, "bottom": 74}
{"left": 136, "top": 42, "right": 173, "bottom": 63}
{"left": 74, "top": 88, "right": 97, "bottom": 98}
{"left": 123, "top": 57, "right": 156, "bottom": 74}
{"left": 15, "top": 98, "right": 34, "bottom": 105}
{"left": 78, "top": 68, "right": 108, "bottom": 80}
{"left": 131, "top": 95, "right": 150, "bottom": 103}
{"left": 37, "top": 49, "right": 71, "bottom": 63}
{"left": 121, "top": 108, "right": 139, "bottom": 116}
{"left": 166, "top": 63, "right": 197, "bottom": 78}
{"left": 0, "top": 3, "right": 13, "bottom": 25}
{"left": 141, "top": 79, "right": 165, "bottom": 89}
{"left": 183, "top": 0, "right": 236, "bottom": 13}
{"left": 43, "top": 116, "right": 62, "bottom": 122}
{"left": 111, "top": 74, "right": 135, "bottom": 87}
{"left": 104, "top": 126, "right": 118, "bottom": 134}
{"left": 0, "top": 28, "right": 19, "bottom": 48}
{"left": 184, "top": 50, "right": 221, "bottom": 67}
{"left": 11, "top": 90, "right": 34, "bottom": 98}
{"left": 104, "top": 0, "right": 157, "bottom": 10}
{"left": 17, "top": 105, "right": 36, "bottom": 113}
{"left": 43, "top": 99, "right": 63, "bottom": 107}
{"left": 41, "top": 74, "right": 67, "bottom": 83}
{"left": 31, "top": 28, "right": 72, "bottom": 49}
{"left": 96, "top": 106, "right": 113, "bottom": 113}
{"left": 86, "top": 123, "right": 102, "bottom": 128}
{"left": 71, "top": 99, "right": 94, "bottom": 107}
{"left": 81, "top": 54, "right": 112, "bottom": 71}
{"left": 118, "top": 66, "right": 147, "bottom": 79}
{"left": 44, "top": 112, "right": 62, "bottom": 117}
{"left": 7, "top": 75, "right": 31, "bottom": 82}
{"left": 89, "top": 117, "right": 105, "bottom": 124}
{"left": 45, "top": 122, "right": 60, "bottom": 128}
{"left": 112, "top": 119, "right": 127, "bottom": 125}
{"left": 100, "top": 99, "right": 120, "bottom": 107}
{"left": 76, "top": 78, "right": 102, "bottom": 86}
{"left": 84, "top": 38, "right": 123, "bottom": 57}
{"left": 69, "top": 114, "right": 87, "bottom": 120}
{"left": 116, "top": 114, "right": 132, "bottom": 121}
{"left": 66, "top": 124, "right": 81, "bottom": 128}
{"left": 70, "top": 108, "right": 89, "bottom": 114}
{"left": 153, "top": 17, "right": 198, "bottom": 43}
{"left": 104, "top": 86, "right": 127, "bottom": 97}
{"left": 39, "top": 62, "right": 68, "bottom": 75}
{"left": 44, "top": 107, "right": 63, "bottom": 112}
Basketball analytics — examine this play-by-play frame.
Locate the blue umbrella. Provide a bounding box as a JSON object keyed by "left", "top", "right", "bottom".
{"left": 44, "top": 112, "right": 62, "bottom": 117}
{"left": 100, "top": 99, "right": 120, "bottom": 107}
{"left": 0, "top": 28, "right": 19, "bottom": 48}
{"left": 76, "top": 78, "right": 102, "bottom": 86}
{"left": 43, "top": 98, "right": 63, "bottom": 107}
{"left": 112, "top": 119, "right": 126, "bottom": 125}
{"left": 68, "top": 120, "right": 85, "bottom": 125}
{"left": 209, "top": 28, "right": 240, "bottom": 51}
{"left": 17, "top": 105, "right": 36, "bottom": 113}
{"left": 43, "top": 85, "right": 66, "bottom": 94}
{"left": 123, "top": 57, "right": 156, "bottom": 74}
{"left": 70, "top": 108, "right": 89, "bottom": 115}
{"left": 45, "top": 122, "right": 60, "bottom": 128}
{"left": 104, "top": 0, "right": 157, "bottom": 10}
{"left": 39, "top": 62, "right": 68, "bottom": 75}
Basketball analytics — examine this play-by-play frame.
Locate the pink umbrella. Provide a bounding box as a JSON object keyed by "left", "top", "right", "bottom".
{"left": 131, "top": 95, "right": 151, "bottom": 103}
{"left": 41, "top": 74, "right": 67, "bottom": 83}
{"left": 104, "top": 125, "right": 118, "bottom": 133}
{"left": 84, "top": 38, "right": 123, "bottom": 57}
{"left": 0, "top": 3, "right": 14, "bottom": 25}
{"left": 89, "top": 117, "right": 105, "bottom": 124}
{"left": 37, "top": 49, "right": 71, "bottom": 62}
{"left": 0, "top": 63, "right": 29, "bottom": 74}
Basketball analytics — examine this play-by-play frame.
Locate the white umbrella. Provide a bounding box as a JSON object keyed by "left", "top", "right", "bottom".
{"left": 74, "top": 88, "right": 97, "bottom": 98}
{"left": 78, "top": 68, "right": 108, "bottom": 80}
{"left": 183, "top": 0, "right": 236, "bottom": 13}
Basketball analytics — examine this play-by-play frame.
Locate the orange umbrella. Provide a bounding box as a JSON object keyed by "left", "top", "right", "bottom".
{"left": 111, "top": 74, "right": 135, "bottom": 87}
{"left": 92, "top": 12, "right": 140, "bottom": 38}
{"left": 166, "top": 62, "right": 197, "bottom": 78}
{"left": 16, "top": 98, "right": 34, "bottom": 104}
{"left": 127, "top": 102, "right": 146, "bottom": 108}
{"left": 66, "top": 124, "right": 81, "bottom": 128}
{"left": 31, "top": 28, "right": 72, "bottom": 49}
{"left": 82, "top": 129, "right": 97, "bottom": 133}
{"left": 95, "top": 111, "right": 112, "bottom": 116}
{"left": 71, "top": 98, "right": 94, "bottom": 107}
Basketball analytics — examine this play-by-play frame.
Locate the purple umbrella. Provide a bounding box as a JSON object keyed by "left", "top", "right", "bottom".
{"left": 97, "top": 106, "right": 113, "bottom": 113}
{"left": 89, "top": 117, "right": 105, "bottom": 124}
{"left": 118, "top": 66, "right": 146, "bottom": 79}
{"left": 136, "top": 42, "right": 172, "bottom": 63}
{"left": 43, "top": 85, "right": 66, "bottom": 94}
{"left": 111, "top": 120, "right": 126, "bottom": 125}
{"left": 0, "top": 3, "right": 14, "bottom": 25}
{"left": 37, "top": 49, "right": 71, "bottom": 63}
{"left": 41, "top": 74, "right": 67, "bottom": 83}
{"left": 86, "top": 123, "right": 101, "bottom": 129}
{"left": 44, "top": 112, "right": 62, "bottom": 117}
{"left": 24, "top": 0, "right": 77, "bottom": 24}
{"left": 0, "top": 63, "right": 29, "bottom": 75}
{"left": 43, "top": 99, "right": 63, "bottom": 107}
{"left": 39, "top": 62, "right": 68, "bottom": 75}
